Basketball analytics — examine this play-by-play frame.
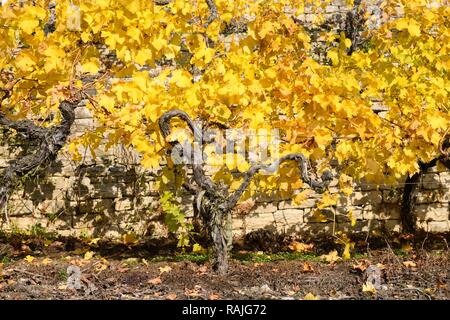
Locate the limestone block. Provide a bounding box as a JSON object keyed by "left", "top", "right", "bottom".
{"left": 383, "top": 219, "right": 402, "bottom": 233}
{"left": 383, "top": 189, "right": 402, "bottom": 204}
{"left": 422, "top": 173, "right": 441, "bottom": 190}
{"left": 274, "top": 209, "right": 304, "bottom": 226}
{"left": 304, "top": 208, "right": 336, "bottom": 223}
{"left": 243, "top": 212, "right": 276, "bottom": 231}
{"left": 427, "top": 221, "right": 449, "bottom": 233}
{"left": 253, "top": 202, "right": 278, "bottom": 214}
{"left": 115, "top": 198, "right": 134, "bottom": 211}
{"left": 74, "top": 107, "right": 93, "bottom": 119}
{"left": 416, "top": 190, "right": 449, "bottom": 204}
{"left": 440, "top": 172, "right": 450, "bottom": 186}
{"left": 415, "top": 204, "right": 448, "bottom": 221}
{"left": 72, "top": 118, "right": 96, "bottom": 132}
{"left": 72, "top": 199, "right": 114, "bottom": 214}
{"left": 348, "top": 191, "right": 382, "bottom": 206}
{"left": 367, "top": 203, "right": 401, "bottom": 220}
{"left": 278, "top": 197, "right": 317, "bottom": 210}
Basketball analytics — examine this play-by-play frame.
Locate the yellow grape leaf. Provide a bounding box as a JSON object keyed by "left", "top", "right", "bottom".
{"left": 133, "top": 71, "right": 149, "bottom": 91}
{"left": 362, "top": 281, "right": 377, "bottom": 294}
{"left": 304, "top": 292, "right": 319, "bottom": 300}
{"left": 237, "top": 160, "right": 250, "bottom": 173}
{"left": 348, "top": 210, "right": 357, "bottom": 227}
{"left": 429, "top": 115, "right": 447, "bottom": 130}
{"left": 88, "top": 238, "right": 101, "bottom": 245}
{"left": 320, "top": 250, "right": 340, "bottom": 264}
{"left": 15, "top": 55, "right": 36, "bottom": 72}
{"left": 220, "top": 13, "right": 233, "bottom": 23}
{"left": 24, "top": 255, "right": 35, "bottom": 263}
{"left": 152, "top": 37, "right": 167, "bottom": 51}
{"left": 408, "top": 23, "right": 421, "bottom": 37}
{"left": 258, "top": 21, "right": 274, "bottom": 39}
{"left": 81, "top": 58, "right": 100, "bottom": 74}
{"left": 339, "top": 174, "right": 354, "bottom": 196}
{"left": 192, "top": 243, "right": 207, "bottom": 254}
{"left": 159, "top": 265, "right": 172, "bottom": 274}
{"left": 293, "top": 190, "right": 312, "bottom": 205}
{"left": 84, "top": 251, "right": 95, "bottom": 260}
{"left": 342, "top": 242, "right": 352, "bottom": 260}
{"left": 327, "top": 50, "right": 339, "bottom": 66}
{"left": 344, "top": 38, "right": 352, "bottom": 48}
{"left": 317, "top": 192, "right": 337, "bottom": 209}
{"left": 19, "top": 18, "right": 39, "bottom": 34}
{"left": 122, "top": 233, "right": 138, "bottom": 246}
{"left": 170, "top": 70, "right": 191, "bottom": 88}
{"left": 401, "top": 243, "right": 413, "bottom": 252}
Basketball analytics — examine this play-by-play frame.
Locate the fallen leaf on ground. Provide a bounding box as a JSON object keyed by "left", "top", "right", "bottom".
{"left": 320, "top": 250, "right": 340, "bottom": 264}
{"left": 159, "top": 265, "right": 172, "bottom": 273}
{"left": 401, "top": 243, "right": 413, "bottom": 252}
{"left": 41, "top": 258, "right": 52, "bottom": 265}
{"left": 148, "top": 277, "right": 162, "bottom": 285}
{"left": 84, "top": 251, "right": 94, "bottom": 260}
{"left": 196, "top": 265, "right": 208, "bottom": 275}
{"left": 403, "top": 261, "right": 417, "bottom": 269}
{"left": 123, "top": 258, "right": 139, "bottom": 266}
{"left": 352, "top": 260, "right": 369, "bottom": 272}
{"left": 192, "top": 243, "right": 207, "bottom": 254}
{"left": 362, "top": 281, "right": 377, "bottom": 294}
{"left": 209, "top": 293, "right": 220, "bottom": 300}
{"left": 376, "top": 263, "right": 386, "bottom": 270}
{"left": 302, "top": 262, "right": 314, "bottom": 273}
{"left": 288, "top": 241, "right": 314, "bottom": 253}
{"left": 303, "top": 292, "right": 319, "bottom": 300}
{"left": 24, "top": 255, "right": 35, "bottom": 263}
{"left": 185, "top": 286, "right": 202, "bottom": 297}
{"left": 88, "top": 238, "right": 101, "bottom": 246}
{"left": 122, "top": 233, "right": 138, "bottom": 246}
{"left": 166, "top": 293, "right": 177, "bottom": 300}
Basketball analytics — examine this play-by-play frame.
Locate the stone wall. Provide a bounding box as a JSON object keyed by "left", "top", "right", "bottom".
{"left": 0, "top": 0, "right": 449, "bottom": 239}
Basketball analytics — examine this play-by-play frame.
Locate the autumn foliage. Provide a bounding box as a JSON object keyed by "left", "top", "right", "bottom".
{"left": 0, "top": 0, "right": 449, "bottom": 272}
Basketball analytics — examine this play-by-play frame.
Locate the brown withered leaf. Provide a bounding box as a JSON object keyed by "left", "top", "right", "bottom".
{"left": 159, "top": 265, "right": 172, "bottom": 274}
{"left": 352, "top": 260, "right": 370, "bottom": 272}
{"left": 196, "top": 265, "right": 208, "bottom": 275}
{"left": 403, "top": 261, "right": 417, "bottom": 269}
{"left": 148, "top": 277, "right": 162, "bottom": 285}
{"left": 166, "top": 293, "right": 177, "bottom": 300}
{"left": 209, "top": 293, "right": 220, "bottom": 300}
{"left": 288, "top": 241, "right": 314, "bottom": 253}
{"left": 302, "top": 262, "right": 314, "bottom": 273}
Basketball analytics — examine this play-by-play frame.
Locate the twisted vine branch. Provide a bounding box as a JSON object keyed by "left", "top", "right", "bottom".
{"left": 0, "top": 100, "right": 78, "bottom": 213}
{"left": 159, "top": 109, "right": 333, "bottom": 274}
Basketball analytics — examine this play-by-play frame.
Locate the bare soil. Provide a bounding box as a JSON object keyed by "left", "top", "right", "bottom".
{"left": 0, "top": 234, "right": 448, "bottom": 300}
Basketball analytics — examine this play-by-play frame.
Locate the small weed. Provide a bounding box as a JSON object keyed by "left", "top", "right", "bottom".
{"left": 1, "top": 256, "right": 11, "bottom": 264}
{"left": 57, "top": 269, "right": 67, "bottom": 281}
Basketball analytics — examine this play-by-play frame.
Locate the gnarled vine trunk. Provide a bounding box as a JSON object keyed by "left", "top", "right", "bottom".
{"left": 159, "top": 109, "right": 333, "bottom": 275}
{"left": 0, "top": 100, "right": 78, "bottom": 215}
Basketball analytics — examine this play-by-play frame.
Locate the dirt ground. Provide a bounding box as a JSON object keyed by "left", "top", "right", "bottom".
{"left": 0, "top": 234, "right": 449, "bottom": 300}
